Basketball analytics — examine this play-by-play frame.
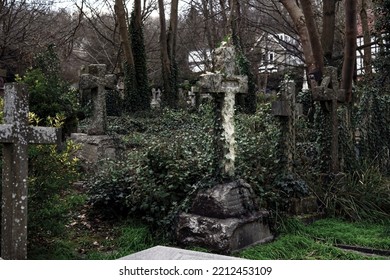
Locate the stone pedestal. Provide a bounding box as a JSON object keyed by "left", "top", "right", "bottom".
{"left": 176, "top": 180, "right": 273, "bottom": 253}
{"left": 70, "top": 133, "right": 123, "bottom": 172}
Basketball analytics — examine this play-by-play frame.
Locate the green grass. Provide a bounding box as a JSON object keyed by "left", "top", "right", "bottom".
{"left": 238, "top": 218, "right": 390, "bottom": 260}
{"left": 238, "top": 234, "right": 372, "bottom": 260}
{"left": 304, "top": 218, "right": 390, "bottom": 250}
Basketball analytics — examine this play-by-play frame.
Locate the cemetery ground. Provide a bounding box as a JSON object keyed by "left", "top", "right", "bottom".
{"left": 17, "top": 103, "right": 390, "bottom": 260}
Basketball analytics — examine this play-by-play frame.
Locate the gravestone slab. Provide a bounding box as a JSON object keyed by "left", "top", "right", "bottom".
{"left": 119, "top": 246, "right": 242, "bottom": 260}
{"left": 70, "top": 133, "right": 123, "bottom": 172}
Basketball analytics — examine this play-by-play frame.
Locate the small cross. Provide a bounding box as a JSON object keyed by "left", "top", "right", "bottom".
{"left": 0, "top": 83, "right": 60, "bottom": 259}
{"left": 79, "top": 64, "right": 116, "bottom": 135}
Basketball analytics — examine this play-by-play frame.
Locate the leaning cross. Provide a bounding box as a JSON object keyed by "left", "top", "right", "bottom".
{"left": 0, "top": 83, "right": 60, "bottom": 260}
{"left": 79, "top": 64, "right": 116, "bottom": 135}
{"left": 198, "top": 41, "right": 248, "bottom": 179}
{"left": 312, "top": 66, "right": 344, "bottom": 173}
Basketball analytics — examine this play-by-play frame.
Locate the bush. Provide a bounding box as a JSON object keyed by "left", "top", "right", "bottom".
{"left": 315, "top": 162, "right": 390, "bottom": 222}
{"left": 18, "top": 46, "right": 79, "bottom": 137}
{"left": 27, "top": 140, "right": 81, "bottom": 245}
{"left": 87, "top": 106, "right": 214, "bottom": 229}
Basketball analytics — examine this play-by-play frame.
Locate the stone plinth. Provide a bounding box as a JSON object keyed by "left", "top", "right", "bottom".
{"left": 70, "top": 133, "right": 123, "bottom": 172}
{"left": 176, "top": 180, "right": 273, "bottom": 253}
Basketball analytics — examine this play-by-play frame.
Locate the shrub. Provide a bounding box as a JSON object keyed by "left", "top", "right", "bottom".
{"left": 316, "top": 162, "right": 390, "bottom": 222}
{"left": 18, "top": 46, "right": 79, "bottom": 137}
{"left": 28, "top": 140, "right": 81, "bottom": 244}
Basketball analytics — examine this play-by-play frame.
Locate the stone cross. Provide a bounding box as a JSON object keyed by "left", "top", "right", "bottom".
{"left": 0, "top": 83, "right": 60, "bottom": 260}
{"left": 272, "top": 78, "right": 302, "bottom": 172}
{"left": 198, "top": 41, "right": 248, "bottom": 179}
{"left": 312, "top": 66, "right": 344, "bottom": 173}
{"left": 79, "top": 64, "right": 116, "bottom": 135}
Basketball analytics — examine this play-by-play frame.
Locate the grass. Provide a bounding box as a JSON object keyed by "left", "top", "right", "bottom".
{"left": 237, "top": 218, "right": 390, "bottom": 260}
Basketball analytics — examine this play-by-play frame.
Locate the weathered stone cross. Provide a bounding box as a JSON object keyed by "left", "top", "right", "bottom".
{"left": 312, "top": 66, "right": 344, "bottom": 173}
{"left": 79, "top": 64, "right": 116, "bottom": 135}
{"left": 0, "top": 83, "right": 60, "bottom": 260}
{"left": 272, "top": 78, "right": 302, "bottom": 172}
{"left": 198, "top": 41, "right": 248, "bottom": 179}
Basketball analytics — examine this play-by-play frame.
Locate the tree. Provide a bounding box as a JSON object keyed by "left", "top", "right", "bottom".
{"left": 114, "top": 0, "right": 150, "bottom": 112}
{"left": 158, "top": 0, "right": 179, "bottom": 108}
{"left": 341, "top": 0, "right": 357, "bottom": 103}
{"left": 0, "top": 1, "right": 81, "bottom": 78}
{"left": 230, "top": 0, "right": 257, "bottom": 113}
{"left": 374, "top": 0, "right": 390, "bottom": 86}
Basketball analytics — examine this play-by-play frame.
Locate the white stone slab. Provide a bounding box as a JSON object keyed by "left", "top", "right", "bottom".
{"left": 119, "top": 246, "right": 242, "bottom": 260}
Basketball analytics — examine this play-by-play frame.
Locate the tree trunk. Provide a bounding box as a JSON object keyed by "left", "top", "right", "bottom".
{"left": 359, "top": 0, "right": 372, "bottom": 75}
{"left": 158, "top": 0, "right": 179, "bottom": 108}
{"left": 280, "top": 0, "right": 317, "bottom": 86}
{"left": 114, "top": 0, "right": 134, "bottom": 69}
{"left": 341, "top": 0, "right": 357, "bottom": 103}
{"left": 321, "top": 0, "right": 338, "bottom": 65}
{"left": 219, "top": 0, "right": 229, "bottom": 38}
{"left": 300, "top": 0, "right": 324, "bottom": 73}
{"left": 202, "top": 0, "right": 216, "bottom": 50}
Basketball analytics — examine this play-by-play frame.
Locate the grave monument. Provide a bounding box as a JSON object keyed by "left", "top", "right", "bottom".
{"left": 71, "top": 64, "right": 123, "bottom": 172}
{"left": 176, "top": 40, "right": 273, "bottom": 253}
{"left": 0, "top": 84, "right": 60, "bottom": 259}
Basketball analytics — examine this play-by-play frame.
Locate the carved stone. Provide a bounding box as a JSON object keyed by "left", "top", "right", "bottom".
{"left": 0, "top": 84, "right": 60, "bottom": 259}
{"left": 176, "top": 180, "right": 273, "bottom": 253}
{"left": 70, "top": 133, "right": 123, "bottom": 172}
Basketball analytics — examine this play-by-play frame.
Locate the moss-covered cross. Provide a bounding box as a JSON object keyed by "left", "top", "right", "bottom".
{"left": 0, "top": 84, "right": 61, "bottom": 259}
{"left": 198, "top": 41, "right": 248, "bottom": 179}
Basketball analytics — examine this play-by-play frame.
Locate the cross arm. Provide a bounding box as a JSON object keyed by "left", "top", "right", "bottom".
{"left": 0, "top": 124, "right": 60, "bottom": 145}
{"left": 28, "top": 126, "right": 61, "bottom": 145}
{"left": 79, "top": 74, "right": 117, "bottom": 90}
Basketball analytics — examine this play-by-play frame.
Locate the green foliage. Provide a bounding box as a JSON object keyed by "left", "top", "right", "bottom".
{"left": 374, "top": 0, "right": 390, "bottom": 88}
{"left": 239, "top": 218, "right": 389, "bottom": 260}
{"left": 315, "top": 162, "right": 390, "bottom": 222}
{"left": 28, "top": 141, "right": 81, "bottom": 245}
{"left": 353, "top": 86, "right": 390, "bottom": 174}
{"left": 123, "top": 11, "right": 150, "bottom": 113}
{"left": 235, "top": 102, "right": 279, "bottom": 189}
{"left": 19, "top": 46, "right": 79, "bottom": 136}
{"left": 87, "top": 105, "right": 214, "bottom": 230}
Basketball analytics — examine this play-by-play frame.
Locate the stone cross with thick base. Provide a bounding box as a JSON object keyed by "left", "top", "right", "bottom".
{"left": 0, "top": 83, "right": 60, "bottom": 260}
{"left": 79, "top": 64, "right": 116, "bottom": 135}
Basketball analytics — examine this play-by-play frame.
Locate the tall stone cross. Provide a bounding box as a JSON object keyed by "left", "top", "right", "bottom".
{"left": 0, "top": 83, "right": 60, "bottom": 260}
{"left": 198, "top": 41, "right": 248, "bottom": 179}
{"left": 272, "top": 78, "right": 302, "bottom": 172}
{"left": 312, "top": 66, "right": 344, "bottom": 173}
{"left": 79, "top": 64, "right": 116, "bottom": 135}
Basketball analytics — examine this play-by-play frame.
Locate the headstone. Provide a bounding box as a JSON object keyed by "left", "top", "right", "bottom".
{"left": 176, "top": 180, "right": 273, "bottom": 253}
{"left": 188, "top": 90, "right": 196, "bottom": 107}
{"left": 0, "top": 84, "right": 60, "bottom": 259}
{"left": 150, "top": 88, "right": 161, "bottom": 109}
{"left": 79, "top": 64, "right": 116, "bottom": 135}
{"left": 70, "top": 133, "right": 123, "bottom": 172}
